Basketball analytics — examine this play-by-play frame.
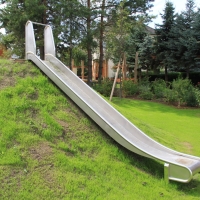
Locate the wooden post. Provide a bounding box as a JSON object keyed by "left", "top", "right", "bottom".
{"left": 81, "top": 60, "right": 84, "bottom": 80}
{"left": 72, "top": 59, "right": 77, "bottom": 75}
{"left": 92, "top": 61, "right": 96, "bottom": 80}
{"left": 110, "top": 59, "right": 121, "bottom": 101}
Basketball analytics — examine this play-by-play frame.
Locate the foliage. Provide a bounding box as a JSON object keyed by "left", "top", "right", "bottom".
{"left": 122, "top": 80, "right": 139, "bottom": 97}
{"left": 155, "top": 1, "right": 176, "bottom": 80}
{"left": 93, "top": 78, "right": 113, "bottom": 97}
{"left": 0, "top": 0, "right": 47, "bottom": 58}
{"left": 167, "top": 0, "right": 199, "bottom": 76}
{"left": 151, "top": 79, "right": 167, "bottom": 99}
{"left": 194, "top": 87, "right": 200, "bottom": 106}
{"left": 170, "top": 77, "right": 192, "bottom": 107}
{"left": 138, "top": 35, "right": 155, "bottom": 71}
{"left": 63, "top": 46, "right": 87, "bottom": 67}
{"left": 185, "top": 87, "right": 200, "bottom": 107}
{"left": 105, "top": 1, "right": 132, "bottom": 63}
{"left": 138, "top": 77, "right": 154, "bottom": 100}
{"left": 120, "top": 75, "right": 200, "bottom": 107}
{"left": 138, "top": 85, "right": 153, "bottom": 100}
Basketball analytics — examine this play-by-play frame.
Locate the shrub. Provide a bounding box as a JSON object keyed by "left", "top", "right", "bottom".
{"left": 192, "top": 87, "right": 200, "bottom": 107}
{"left": 151, "top": 79, "right": 167, "bottom": 99}
{"left": 138, "top": 77, "right": 153, "bottom": 100}
{"left": 184, "top": 87, "right": 199, "bottom": 107}
{"left": 122, "top": 80, "right": 139, "bottom": 97}
{"left": 93, "top": 78, "right": 113, "bottom": 97}
{"left": 165, "top": 85, "right": 176, "bottom": 104}
{"left": 171, "top": 77, "right": 193, "bottom": 107}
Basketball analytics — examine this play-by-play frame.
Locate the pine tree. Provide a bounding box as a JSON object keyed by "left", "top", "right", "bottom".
{"left": 0, "top": 0, "right": 49, "bottom": 58}
{"left": 138, "top": 35, "right": 155, "bottom": 72}
{"left": 170, "top": 0, "right": 198, "bottom": 77}
{"left": 155, "top": 1, "right": 176, "bottom": 82}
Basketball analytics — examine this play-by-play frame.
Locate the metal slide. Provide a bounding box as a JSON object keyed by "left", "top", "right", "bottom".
{"left": 25, "top": 21, "right": 200, "bottom": 183}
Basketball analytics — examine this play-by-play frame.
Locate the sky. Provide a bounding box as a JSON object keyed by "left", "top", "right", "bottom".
{"left": 148, "top": 0, "right": 200, "bottom": 28}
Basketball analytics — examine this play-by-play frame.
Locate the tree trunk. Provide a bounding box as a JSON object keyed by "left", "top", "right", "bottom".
{"left": 40, "top": 0, "right": 47, "bottom": 60}
{"left": 165, "top": 66, "right": 168, "bottom": 82}
{"left": 186, "top": 67, "right": 190, "bottom": 78}
{"left": 87, "top": 0, "right": 92, "bottom": 86}
{"left": 69, "top": 12, "right": 73, "bottom": 70}
{"left": 138, "top": 68, "right": 142, "bottom": 82}
{"left": 134, "top": 52, "right": 138, "bottom": 83}
{"left": 98, "top": 0, "right": 105, "bottom": 83}
{"left": 69, "top": 47, "right": 72, "bottom": 70}
{"left": 122, "top": 53, "right": 127, "bottom": 81}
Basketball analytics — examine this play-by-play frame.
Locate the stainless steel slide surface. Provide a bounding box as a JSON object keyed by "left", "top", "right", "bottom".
{"left": 25, "top": 21, "right": 200, "bottom": 183}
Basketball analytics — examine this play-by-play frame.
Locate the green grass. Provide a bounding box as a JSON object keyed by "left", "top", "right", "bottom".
{"left": 110, "top": 98, "right": 200, "bottom": 156}
{"left": 0, "top": 59, "right": 200, "bottom": 199}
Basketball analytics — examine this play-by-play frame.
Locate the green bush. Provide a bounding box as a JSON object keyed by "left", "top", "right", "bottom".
{"left": 138, "top": 85, "right": 154, "bottom": 100}
{"left": 184, "top": 87, "right": 198, "bottom": 107}
{"left": 195, "top": 88, "right": 200, "bottom": 106}
{"left": 165, "top": 86, "right": 179, "bottom": 104}
{"left": 122, "top": 80, "right": 139, "bottom": 97}
{"left": 151, "top": 79, "right": 167, "bottom": 99}
{"left": 160, "top": 78, "right": 200, "bottom": 107}
{"left": 93, "top": 78, "right": 113, "bottom": 97}
{"left": 138, "top": 77, "right": 153, "bottom": 100}
{"left": 171, "top": 77, "right": 193, "bottom": 107}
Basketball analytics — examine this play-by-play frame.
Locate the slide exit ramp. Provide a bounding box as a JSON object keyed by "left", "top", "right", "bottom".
{"left": 25, "top": 21, "right": 200, "bottom": 183}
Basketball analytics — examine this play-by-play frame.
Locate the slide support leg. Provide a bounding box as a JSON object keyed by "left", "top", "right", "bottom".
{"left": 164, "top": 163, "right": 169, "bottom": 184}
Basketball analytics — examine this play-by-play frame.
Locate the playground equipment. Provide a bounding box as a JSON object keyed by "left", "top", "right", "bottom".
{"left": 25, "top": 21, "right": 200, "bottom": 183}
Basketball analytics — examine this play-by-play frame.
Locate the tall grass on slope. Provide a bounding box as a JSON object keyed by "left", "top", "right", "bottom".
{"left": 0, "top": 59, "right": 199, "bottom": 199}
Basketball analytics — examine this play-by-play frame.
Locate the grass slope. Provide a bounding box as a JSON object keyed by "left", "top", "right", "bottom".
{"left": 0, "top": 59, "right": 200, "bottom": 199}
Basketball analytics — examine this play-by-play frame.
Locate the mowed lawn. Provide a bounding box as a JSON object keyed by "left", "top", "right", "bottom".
{"left": 110, "top": 97, "right": 200, "bottom": 156}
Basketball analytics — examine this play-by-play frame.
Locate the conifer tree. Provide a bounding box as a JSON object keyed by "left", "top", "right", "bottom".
{"left": 155, "top": 1, "right": 176, "bottom": 81}
{"left": 170, "top": 0, "right": 198, "bottom": 77}
{"left": 0, "top": 0, "right": 49, "bottom": 58}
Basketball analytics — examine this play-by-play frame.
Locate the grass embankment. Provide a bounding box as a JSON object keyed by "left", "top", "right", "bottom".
{"left": 0, "top": 59, "right": 200, "bottom": 199}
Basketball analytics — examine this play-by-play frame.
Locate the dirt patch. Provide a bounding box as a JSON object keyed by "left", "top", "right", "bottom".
{"left": 29, "top": 142, "right": 53, "bottom": 162}
{"left": 57, "top": 119, "right": 69, "bottom": 129}
{"left": 0, "top": 76, "right": 16, "bottom": 89}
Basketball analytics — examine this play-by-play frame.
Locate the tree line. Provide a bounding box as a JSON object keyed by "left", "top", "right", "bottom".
{"left": 0, "top": 0, "right": 200, "bottom": 84}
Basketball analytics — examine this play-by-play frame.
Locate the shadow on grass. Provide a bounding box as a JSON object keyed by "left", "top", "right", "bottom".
{"left": 111, "top": 97, "right": 200, "bottom": 119}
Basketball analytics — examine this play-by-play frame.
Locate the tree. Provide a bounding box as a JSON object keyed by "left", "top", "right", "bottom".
{"left": 138, "top": 35, "right": 155, "bottom": 72}
{"left": 155, "top": 1, "right": 176, "bottom": 82}
{"left": 193, "top": 9, "right": 200, "bottom": 60}
{"left": 170, "top": 0, "right": 198, "bottom": 77}
{"left": 97, "top": 0, "right": 106, "bottom": 83}
{"left": 0, "top": 0, "right": 48, "bottom": 58}
{"left": 105, "top": 1, "right": 132, "bottom": 63}
{"left": 126, "top": 21, "right": 149, "bottom": 82}
{"left": 52, "top": 0, "right": 86, "bottom": 68}
{"left": 0, "top": 0, "right": 155, "bottom": 84}
{"left": 96, "top": 0, "right": 154, "bottom": 82}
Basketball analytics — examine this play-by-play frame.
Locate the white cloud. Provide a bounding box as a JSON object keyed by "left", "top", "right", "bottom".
{"left": 0, "top": 3, "right": 6, "bottom": 34}
{"left": 148, "top": 0, "right": 200, "bottom": 28}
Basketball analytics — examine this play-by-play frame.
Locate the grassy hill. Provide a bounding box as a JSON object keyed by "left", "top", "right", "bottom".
{"left": 0, "top": 59, "right": 200, "bottom": 199}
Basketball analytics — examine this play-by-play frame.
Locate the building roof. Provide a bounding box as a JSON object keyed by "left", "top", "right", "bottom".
{"left": 145, "top": 25, "right": 156, "bottom": 35}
